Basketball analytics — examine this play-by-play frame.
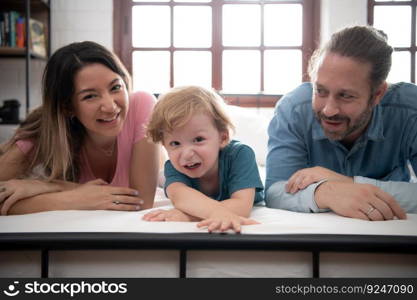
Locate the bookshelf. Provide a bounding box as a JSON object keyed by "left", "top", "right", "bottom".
{"left": 0, "top": 46, "right": 47, "bottom": 59}
{"left": 0, "top": 0, "right": 50, "bottom": 119}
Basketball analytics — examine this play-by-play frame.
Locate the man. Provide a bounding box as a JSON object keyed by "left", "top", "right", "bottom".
{"left": 265, "top": 26, "right": 417, "bottom": 221}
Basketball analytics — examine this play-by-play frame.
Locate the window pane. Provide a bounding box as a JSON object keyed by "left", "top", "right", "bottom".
{"left": 133, "top": 51, "right": 170, "bottom": 92}
{"left": 387, "top": 51, "right": 411, "bottom": 83}
{"left": 132, "top": 6, "right": 170, "bottom": 47}
{"left": 223, "top": 5, "right": 260, "bottom": 46}
{"left": 223, "top": 50, "right": 260, "bottom": 93}
{"left": 174, "top": 6, "right": 212, "bottom": 47}
{"left": 264, "top": 50, "right": 301, "bottom": 94}
{"left": 131, "top": 0, "right": 213, "bottom": 1}
{"left": 174, "top": 0, "right": 211, "bottom": 2}
{"left": 374, "top": 6, "right": 411, "bottom": 47}
{"left": 174, "top": 51, "right": 212, "bottom": 87}
{"left": 264, "top": 4, "right": 302, "bottom": 46}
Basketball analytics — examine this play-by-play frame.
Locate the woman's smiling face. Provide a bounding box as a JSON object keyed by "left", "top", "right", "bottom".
{"left": 72, "top": 63, "right": 129, "bottom": 139}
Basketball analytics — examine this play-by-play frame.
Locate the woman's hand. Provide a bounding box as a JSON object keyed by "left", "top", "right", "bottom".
{"left": 60, "top": 179, "right": 144, "bottom": 211}
{"left": 286, "top": 166, "right": 353, "bottom": 194}
{"left": 197, "top": 207, "right": 259, "bottom": 233}
{"left": 0, "top": 179, "right": 61, "bottom": 215}
{"left": 143, "top": 208, "right": 200, "bottom": 222}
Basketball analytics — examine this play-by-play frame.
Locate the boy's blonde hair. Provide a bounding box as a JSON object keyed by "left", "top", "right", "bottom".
{"left": 147, "top": 86, "right": 235, "bottom": 143}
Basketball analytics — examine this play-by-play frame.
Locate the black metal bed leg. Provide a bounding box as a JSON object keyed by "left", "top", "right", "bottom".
{"left": 312, "top": 251, "right": 320, "bottom": 278}
{"left": 179, "top": 249, "right": 187, "bottom": 278}
{"left": 41, "top": 249, "right": 49, "bottom": 278}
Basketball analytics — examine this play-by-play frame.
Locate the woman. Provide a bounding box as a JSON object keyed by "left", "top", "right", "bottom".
{"left": 0, "top": 41, "right": 159, "bottom": 215}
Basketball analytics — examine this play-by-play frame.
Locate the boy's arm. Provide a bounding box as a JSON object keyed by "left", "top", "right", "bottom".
{"left": 167, "top": 183, "right": 257, "bottom": 232}
{"left": 144, "top": 187, "right": 254, "bottom": 223}
{"left": 167, "top": 182, "right": 232, "bottom": 219}
{"left": 218, "top": 188, "right": 255, "bottom": 218}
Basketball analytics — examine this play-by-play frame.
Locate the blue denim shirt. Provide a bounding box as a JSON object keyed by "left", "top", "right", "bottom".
{"left": 265, "top": 82, "right": 417, "bottom": 213}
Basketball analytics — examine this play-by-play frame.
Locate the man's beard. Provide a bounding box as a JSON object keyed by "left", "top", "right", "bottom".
{"left": 314, "top": 103, "right": 373, "bottom": 141}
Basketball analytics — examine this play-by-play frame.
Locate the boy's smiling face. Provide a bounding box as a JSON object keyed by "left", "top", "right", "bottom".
{"left": 163, "top": 113, "right": 229, "bottom": 181}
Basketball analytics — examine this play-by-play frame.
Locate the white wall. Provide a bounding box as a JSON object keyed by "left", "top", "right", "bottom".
{"left": 320, "top": 0, "right": 368, "bottom": 43}
{"left": 51, "top": 0, "right": 113, "bottom": 52}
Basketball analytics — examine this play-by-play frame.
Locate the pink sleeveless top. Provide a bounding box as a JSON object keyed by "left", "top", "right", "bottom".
{"left": 16, "top": 91, "right": 156, "bottom": 187}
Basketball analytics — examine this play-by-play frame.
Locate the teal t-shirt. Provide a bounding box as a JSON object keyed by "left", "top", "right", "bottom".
{"left": 164, "top": 140, "right": 264, "bottom": 203}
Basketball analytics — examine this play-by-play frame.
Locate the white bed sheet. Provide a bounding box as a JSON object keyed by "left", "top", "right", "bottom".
{"left": 1, "top": 189, "right": 416, "bottom": 236}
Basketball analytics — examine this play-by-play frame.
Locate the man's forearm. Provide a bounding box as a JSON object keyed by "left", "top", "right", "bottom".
{"left": 265, "top": 180, "right": 329, "bottom": 213}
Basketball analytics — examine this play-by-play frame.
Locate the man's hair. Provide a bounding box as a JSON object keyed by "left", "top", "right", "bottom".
{"left": 308, "top": 26, "right": 393, "bottom": 93}
{"left": 147, "top": 86, "right": 234, "bottom": 144}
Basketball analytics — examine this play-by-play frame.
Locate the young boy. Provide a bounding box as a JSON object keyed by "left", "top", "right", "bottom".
{"left": 143, "top": 86, "right": 263, "bottom": 232}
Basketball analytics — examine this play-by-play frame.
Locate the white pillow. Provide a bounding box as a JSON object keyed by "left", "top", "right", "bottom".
{"left": 226, "top": 105, "right": 269, "bottom": 166}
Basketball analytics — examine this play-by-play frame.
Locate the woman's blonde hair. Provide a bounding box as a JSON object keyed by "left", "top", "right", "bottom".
{"left": 147, "top": 86, "right": 234, "bottom": 144}
{"left": 1, "top": 41, "right": 131, "bottom": 181}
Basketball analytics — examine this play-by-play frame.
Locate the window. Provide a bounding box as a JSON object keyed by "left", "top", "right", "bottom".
{"left": 368, "top": 0, "right": 416, "bottom": 83}
{"left": 114, "top": 0, "right": 319, "bottom": 107}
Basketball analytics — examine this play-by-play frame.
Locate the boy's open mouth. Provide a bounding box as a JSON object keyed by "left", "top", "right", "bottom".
{"left": 184, "top": 162, "right": 201, "bottom": 170}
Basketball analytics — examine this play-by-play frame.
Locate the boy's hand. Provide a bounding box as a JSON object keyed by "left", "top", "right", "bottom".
{"left": 197, "top": 208, "right": 259, "bottom": 233}
{"left": 143, "top": 208, "right": 199, "bottom": 222}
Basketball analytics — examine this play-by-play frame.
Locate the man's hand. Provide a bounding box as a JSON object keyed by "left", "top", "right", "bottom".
{"left": 286, "top": 166, "right": 353, "bottom": 194}
{"left": 315, "top": 181, "right": 407, "bottom": 221}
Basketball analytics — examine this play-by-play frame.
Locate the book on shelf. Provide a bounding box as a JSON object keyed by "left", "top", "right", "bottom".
{"left": 0, "top": 11, "right": 21, "bottom": 48}
{"left": 0, "top": 14, "right": 2, "bottom": 47}
{"left": 1, "top": 12, "right": 10, "bottom": 47}
{"left": 9, "top": 11, "right": 19, "bottom": 47}
{"left": 29, "top": 18, "right": 46, "bottom": 57}
{"left": 0, "top": 11, "right": 47, "bottom": 58}
{"left": 16, "top": 17, "right": 25, "bottom": 48}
